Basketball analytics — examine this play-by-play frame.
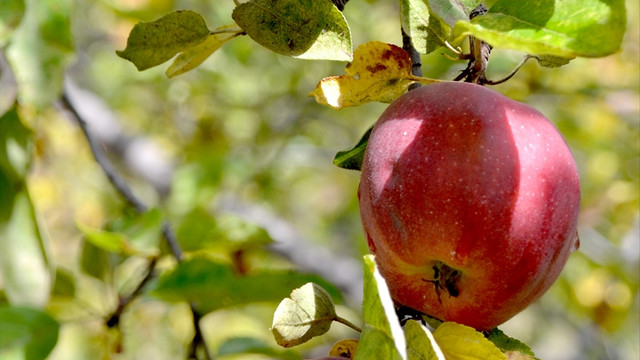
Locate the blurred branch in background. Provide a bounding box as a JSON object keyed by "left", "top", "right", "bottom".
{"left": 62, "top": 77, "right": 365, "bottom": 306}
{"left": 62, "top": 77, "right": 174, "bottom": 197}
{"left": 59, "top": 86, "right": 210, "bottom": 360}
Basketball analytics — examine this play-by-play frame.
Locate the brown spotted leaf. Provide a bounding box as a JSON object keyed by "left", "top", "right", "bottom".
{"left": 310, "top": 41, "right": 439, "bottom": 109}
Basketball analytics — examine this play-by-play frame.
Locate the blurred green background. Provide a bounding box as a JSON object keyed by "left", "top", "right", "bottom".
{"left": 1, "top": 0, "right": 638, "bottom": 359}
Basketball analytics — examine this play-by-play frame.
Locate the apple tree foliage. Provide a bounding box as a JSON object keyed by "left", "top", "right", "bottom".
{"left": 0, "top": 0, "right": 637, "bottom": 359}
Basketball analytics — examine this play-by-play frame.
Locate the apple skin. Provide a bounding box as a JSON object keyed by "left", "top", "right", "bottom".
{"left": 358, "top": 81, "right": 580, "bottom": 330}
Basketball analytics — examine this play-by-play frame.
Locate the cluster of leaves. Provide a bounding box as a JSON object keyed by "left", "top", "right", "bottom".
{"left": 271, "top": 256, "right": 538, "bottom": 359}
{"left": 117, "top": 0, "right": 624, "bottom": 111}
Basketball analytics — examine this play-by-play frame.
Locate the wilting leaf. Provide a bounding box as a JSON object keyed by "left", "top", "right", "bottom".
{"left": 310, "top": 41, "right": 439, "bottom": 109}
{"left": 271, "top": 282, "right": 337, "bottom": 347}
{"left": 166, "top": 25, "right": 243, "bottom": 77}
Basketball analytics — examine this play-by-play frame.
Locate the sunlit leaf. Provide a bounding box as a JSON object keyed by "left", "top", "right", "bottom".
{"left": 271, "top": 282, "right": 337, "bottom": 347}
{"left": 5, "top": 0, "right": 73, "bottom": 108}
{"left": 333, "top": 126, "right": 372, "bottom": 171}
{"left": 151, "top": 257, "right": 343, "bottom": 314}
{"left": 404, "top": 320, "right": 445, "bottom": 360}
{"left": 232, "top": 0, "right": 352, "bottom": 61}
{"left": 116, "top": 10, "right": 211, "bottom": 71}
{"left": 0, "top": 306, "right": 59, "bottom": 360}
{"left": 355, "top": 255, "right": 405, "bottom": 360}
{"left": 450, "top": 0, "right": 626, "bottom": 58}
{"left": 166, "top": 25, "right": 244, "bottom": 78}
{"left": 310, "top": 41, "right": 439, "bottom": 109}
{"left": 433, "top": 322, "right": 506, "bottom": 360}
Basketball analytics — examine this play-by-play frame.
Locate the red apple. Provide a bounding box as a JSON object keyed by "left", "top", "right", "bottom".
{"left": 358, "top": 81, "right": 580, "bottom": 330}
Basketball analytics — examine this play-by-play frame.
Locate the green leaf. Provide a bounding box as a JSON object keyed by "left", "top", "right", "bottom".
{"left": 116, "top": 10, "right": 211, "bottom": 71}
{"left": 450, "top": 0, "right": 626, "bottom": 58}
{"left": 5, "top": 0, "right": 73, "bottom": 108}
{"left": 0, "top": 106, "right": 32, "bottom": 183}
{"left": 177, "top": 208, "right": 272, "bottom": 252}
{"left": 150, "top": 257, "right": 343, "bottom": 314}
{"left": 427, "top": 0, "right": 478, "bottom": 27}
{"left": 0, "top": 306, "right": 59, "bottom": 360}
{"left": 217, "top": 337, "right": 301, "bottom": 360}
{"left": 118, "top": 208, "right": 163, "bottom": 253}
{"left": 166, "top": 25, "right": 243, "bottom": 78}
{"left": 404, "top": 320, "right": 445, "bottom": 360}
{"left": 333, "top": 126, "right": 372, "bottom": 171}
{"left": 271, "top": 282, "right": 337, "bottom": 347}
{"left": 0, "top": 0, "right": 25, "bottom": 46}
{"left": 79, "top": 240, "right": 111, "bottom": 280}
{"left": 0, "top": 188, "right": 53, "bottom": 308}
{"left": 433, "top": 322, "right": 506, "bottom": 360}
{"left": 76, "top": 209, "right": 163, "bottom": 256}
{"left": 232, "top": 0, "right": 352, "bottom": 61}
{"left": 400, "top": 0, "right": 432, "bottom": 54}
{"left": 530, "top": 54, "right": 572, "bottom": 68}
{"left": 76, "top": 221, "right": 136, "bottom": 254}
{"left": 355, "top": 255, "right": 405, "bottom": 360}
{"left": 0, "top": 107, "right": 52, "bottom": 307}
{"left": 51, "top": 268, "right": 76, "bottom": 298}
{"left": 487, "top": 328, "right": 538, "bottom": 359}
{"left": 176, "top": 207, "right": 218, "bottom": 251}
{"left": 216, "top": 213, "right": 273, "bottom": 249}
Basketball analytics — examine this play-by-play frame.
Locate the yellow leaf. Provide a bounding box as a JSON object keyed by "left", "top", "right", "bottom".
{"left": 310, "top": 41, "right": 439, "bottom": 109}
{"left": 166, "top": 24, "right": 243, "bottom": 78}
{"left": 433, "top": 322, "right": 507, "bottom": 360}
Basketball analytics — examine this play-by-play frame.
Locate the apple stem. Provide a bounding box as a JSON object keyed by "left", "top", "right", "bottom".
{"left": 335, "top": 316, "right": 363, "bottom": 333}
{"left": 453, "top": 4, "right": 493, "bottom": 85}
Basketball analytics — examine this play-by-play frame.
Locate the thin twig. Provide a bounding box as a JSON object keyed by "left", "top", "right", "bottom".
{"left": 335, "top": 315, "right": 362, "bottom": 333}
{"left": 59, "top": 92, "right": 210, "bottom": 360}
{"left": 484, "top": 55, "right": 533, "bottom": 85}
{"left": 106, "top": 257, "right": 158, "bottom": 328}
